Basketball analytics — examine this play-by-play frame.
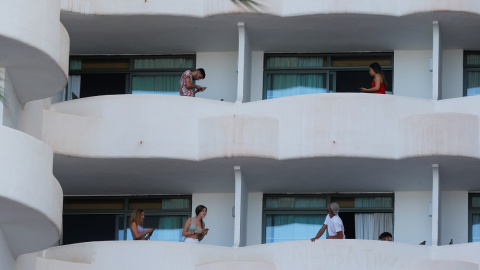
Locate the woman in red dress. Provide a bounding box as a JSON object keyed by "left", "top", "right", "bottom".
{"left": 360, "top": 62, "right": 387, "bottom": 94}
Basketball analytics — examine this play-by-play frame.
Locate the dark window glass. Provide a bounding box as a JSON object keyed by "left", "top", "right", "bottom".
{"left": 63, "top": 214, "right": 117, "bottom": 245}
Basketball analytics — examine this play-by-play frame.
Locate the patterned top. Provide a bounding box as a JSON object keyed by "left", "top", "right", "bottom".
{"left": 179, "top": 70, "right": 195, "bottom": 97}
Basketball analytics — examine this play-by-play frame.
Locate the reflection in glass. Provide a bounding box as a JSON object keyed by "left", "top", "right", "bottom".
{"left": 266, "top": 74, "right": 326, "bottom": 99}
{"left": 265, "top": 214, "right": 326, "bottom": 243}
{"left": 473, "top": 214, "right": 480, "bottom": 242}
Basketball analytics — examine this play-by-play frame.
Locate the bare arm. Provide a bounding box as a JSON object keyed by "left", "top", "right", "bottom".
{"left": 130, "top": 222, "right": 152, "bottom": 240}
{"left": 311, "top": 224, "right": 327, "bottom": 242}
{"left": 182, "top": 217, "right": 196, "bottom": 237}
{"left": 185, "top": 77, "right": 205, "bottom": 92}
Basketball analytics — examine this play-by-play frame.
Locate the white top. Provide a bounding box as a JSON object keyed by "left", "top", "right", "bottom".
{"left": 324, "top": 214, "right": 345, "bottom": 239}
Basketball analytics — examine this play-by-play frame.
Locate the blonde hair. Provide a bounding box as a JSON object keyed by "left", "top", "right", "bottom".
{"left": 129, "top": 209, "right": 144, "bottom": 226}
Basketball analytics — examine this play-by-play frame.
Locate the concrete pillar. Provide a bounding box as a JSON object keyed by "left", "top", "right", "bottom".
{"left": 432, "top": 21, "right": 441, "bottom": 100}
{"left": 432, "top": 164, "right": 441, "bottom": 246}
{"left": 236, "top": 22, "right": 252, "bottom": 103}
{"left": 233, "top": 166, "right": 248, "bottom": 247}
{"left": 0, "top": 68, "right": 5, "bottom": 125}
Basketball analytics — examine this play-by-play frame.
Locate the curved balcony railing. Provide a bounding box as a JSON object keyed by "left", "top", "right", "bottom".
{"left": 0, "top": 0, "right": 69, "bottom": 104}
{"left": 61, "top": 0, "right": 480, "bottom": 17}
{"left": 0, "top": 126, "right": 63, "bottom": 257}
{"left": 17, "top": 240, "right": 480, "bottom": 270}
{"left": 43, "top": 94, "right": 480, "bottom": 161}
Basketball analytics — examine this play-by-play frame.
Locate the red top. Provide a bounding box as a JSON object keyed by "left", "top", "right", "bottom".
{"left": 371, "top": 80, "right": 386, "bottom": 94}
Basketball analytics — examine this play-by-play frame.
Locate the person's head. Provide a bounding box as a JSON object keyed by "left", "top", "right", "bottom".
{"left": 369, "top": 62, "right": 388, "bottom": 90}
{"left": 193, "top": 68, "right": 206, "bottom": 80}
{"left": 328, "top": 203, "right": 340, "bottom": 216}
{"left": 195, "top": 205, "right": 207, "bottom": 218}
{"left": 379, "top": 232, "right": 393, "bottom": 241}
{"left": 129, "top": 209, "right": 145, "bottom": 226}
{"left": 369, "top": 62, "right": 382, "bottom": 76}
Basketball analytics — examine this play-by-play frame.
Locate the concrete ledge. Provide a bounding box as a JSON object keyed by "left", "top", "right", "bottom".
{"left": 0, "top": 126, "right": 63, "bottom": 257}
{"left": 16, "top": 240, "right": 480, "bottom": 270}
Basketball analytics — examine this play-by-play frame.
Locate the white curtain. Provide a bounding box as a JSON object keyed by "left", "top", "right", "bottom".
{"left": 67, "top": 75, "right": 81, "bottom": 100}
{"left": 355, "top": 213, "right": 393, "bottom": 240}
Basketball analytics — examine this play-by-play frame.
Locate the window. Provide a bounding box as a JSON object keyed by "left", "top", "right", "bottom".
{"left": 67, "top": 55, "right": 195, "bottom": 100}
{"left": 262, "top": 194, "right": 394, "bottom": 243}
{"left": 464, "top": 52, "right": 480, "bottom": 96}
{"left": 62, "top": 196, "right": 191, "bottom": 245}
{"left": 263, "top": 53, "right": 393, "bottom": 99}
{"left": 469, "top": 194, "right": 480, "bottom": 242}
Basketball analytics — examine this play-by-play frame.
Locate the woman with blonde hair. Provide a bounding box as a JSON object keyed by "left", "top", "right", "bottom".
{"left": 130, "top": 209, "right": 154, "bottom": 240}
{"left": 182, "top": 205, "right": 209, "bottom": 244}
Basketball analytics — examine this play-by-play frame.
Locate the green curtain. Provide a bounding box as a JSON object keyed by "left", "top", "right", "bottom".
{"left": 132, "top": 75, "right": 180, "bottom": 95}
{"left": 354, "top": 197, "right": 392, "bottom": 208}
{"left": 472, "top": 214, "right": 480, "bottom": 242}
{"left": 467, "top": 71, "right": 480, "bottom": 96}
{"left": 162, "top": 198, "right": 190, "bottom": 209}
{"left": 266, "top": 56, "right": 324, "bottom": 68}
{"left": 157, "top": 215, "right": 188, "bottom": 242}
{"left": 69, "top": 60, "right": 82, "bottom": 70}
{"left": 265, "top": 214, "right": 325, "bottom": 243}
{"left": 266, "top": 73, "right": 326, "bottom": 99}
{"left": 467, "top": 55, "right": 480, "bottom": 65}
{"left": 134, "top": 58, "right": 194, "bottom": 69}
{"left": 265, "top": 197, "right": 326, "bottom": 209}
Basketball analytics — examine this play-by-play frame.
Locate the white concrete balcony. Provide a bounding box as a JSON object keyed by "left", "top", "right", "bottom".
{"left": 61, "top": 0, "right": 480, "bottom": 17}
{"left": 43, "top": 94, "right": 480, "bottom": 160}
{"left": 0, "top": 126, "right": 63, "bottom": 259}
{"left": 15, "top": 240, "right": 480, "bottom": 270}
{"left": 0, "top": 0, "right": 69, "bottom": 104}
{"left": 41, "top": 94, "right": 480, "bottom": 195}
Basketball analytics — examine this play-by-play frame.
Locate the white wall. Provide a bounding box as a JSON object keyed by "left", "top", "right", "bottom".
{"left": 192, "top": 193, "right": 235, "bottom": 246}
{"left": 246, "top": 192, "right": 263, "bottom": 246}
{"left": 395, "top": 191, "right": 432, "bottom": 245}
{"left": 441, "top": 50, "right": 463, "bottom": 99}
{"left": 440, "top": 191, "right": 468, "bottom": 245}
{"left": 196, "top": 52, "right": 238, "bottom": 103}
{"left": 250, "top": 51, "right": 264, "bottom": 102}
{"left": 394, "top": 50, "right": 432, "bottom": 99}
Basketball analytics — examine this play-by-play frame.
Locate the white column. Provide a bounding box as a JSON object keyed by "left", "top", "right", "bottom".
{"left": 0, "top": 68, "right": 5, "bottom": 125}
{"left": 432, "top": 21, "right": 441, "bottom": 100}
{"left": 233, "top": 166, "right": 248, "bottom": 247}
{"left": 236, "top": 22, "right": 252, "bottom": 103}
{"left": 432, "top": 164, "right": 441, "bottom": 246}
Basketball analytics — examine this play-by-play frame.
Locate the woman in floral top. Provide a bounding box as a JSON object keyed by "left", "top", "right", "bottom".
{"left": 179, "top": 68, "right": 206, "bottom": 96}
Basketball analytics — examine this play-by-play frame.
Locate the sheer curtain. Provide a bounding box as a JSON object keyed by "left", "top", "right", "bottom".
{"left": 354, "top": 197, "right": 393, "bottom": 240}
{"left": 67, "top": 75, "right": 81, "bottom": 100}
{"left": 132, "top": 75, "right": 179, "bottom": 95}
{"left": 265, "top": 196, "right": 327, "bottom": 243}
{"left": 355, "top": 213, "right": 393, "bottom": 240}
{"left": 266, "top": 56, "right": 326, "bottom": 99}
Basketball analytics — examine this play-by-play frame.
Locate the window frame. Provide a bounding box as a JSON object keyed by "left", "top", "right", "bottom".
{"left": 62, "top": 195, "right": 192, "bottom": 245}
{"left": 463, "top": 51, "right": 480, "bottom": 96}
{"left": 263, "top": 53, "right": 394, "bottom": 99}
{"left": 468, "top": 193, "right": 480, "bottom": 242}
{"left": 262, "top": 193, "right": 394, "bottom": 244}
{"left": 68, "top": 55, "right": 196, "bottom": 98}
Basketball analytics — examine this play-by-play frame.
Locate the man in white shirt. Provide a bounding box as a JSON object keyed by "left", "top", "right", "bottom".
{"left": 311, "top": 202, "right": 345, "bottom": 241}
